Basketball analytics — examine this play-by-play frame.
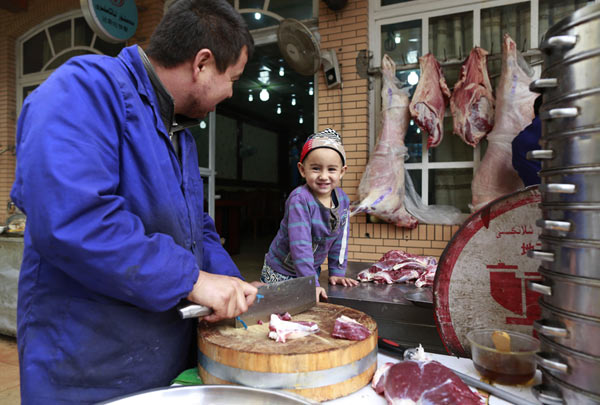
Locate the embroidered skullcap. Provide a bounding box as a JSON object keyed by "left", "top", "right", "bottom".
{"left": 299, "top": 128, "right": 346, "bottom": 165}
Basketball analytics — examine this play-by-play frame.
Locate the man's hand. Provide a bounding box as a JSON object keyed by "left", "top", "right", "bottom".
{"left": 316, "top": 286, "right": 327, "bottom": 302}
{"left": 186, "top": 271, "right": 258, "bottom": 322}
{"left": 329, "top": 276, "right": 359, "bottom": 287}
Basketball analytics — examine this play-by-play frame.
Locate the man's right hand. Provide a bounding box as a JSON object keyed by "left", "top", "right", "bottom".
{"left": 186, "top": 271, "right": 258, "bottom": 322}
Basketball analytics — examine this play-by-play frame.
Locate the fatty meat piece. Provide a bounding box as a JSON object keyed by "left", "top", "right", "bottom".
{"left": 352, "top": 55, "right": 418, "bottom": 228}
{"left": 331, "top": 315, "right": 371, "bottom": 341}
{"left": 268, "top": 314, "right": 318, "bottom": 343}
{"left": 409, "top": 53, "right": 451, "bottom": 148}
{"left": 372, "top": 360, "right": 484, "bottom": 404}
{"left": 450, "top": 47, "right": 495, "bottom": 147}
{"left": 357, "top": 250, "right": 437, "bottom": 288}
{"left": 470, "top": 34, "right": 537, "bottom": 211}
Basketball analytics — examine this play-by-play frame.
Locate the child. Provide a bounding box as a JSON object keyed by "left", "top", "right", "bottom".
{"left": 261, "top": 128, "right": 359, "bottom": 301}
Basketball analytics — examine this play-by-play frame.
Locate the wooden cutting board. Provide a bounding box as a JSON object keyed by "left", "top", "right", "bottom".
{"left": 197, "top": 303, "right": 378, "bottom": 402}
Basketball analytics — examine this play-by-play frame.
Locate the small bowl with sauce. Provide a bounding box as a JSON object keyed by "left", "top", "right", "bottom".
{"left": 467, "top": 329, "right": 540, "bottom": 385}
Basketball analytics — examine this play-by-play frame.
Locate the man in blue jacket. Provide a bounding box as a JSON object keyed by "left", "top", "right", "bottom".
{"left": 11, "top": 1, "right": 258, "bottom": 403}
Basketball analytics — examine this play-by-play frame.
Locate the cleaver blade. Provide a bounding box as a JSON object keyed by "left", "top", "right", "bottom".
{"left": 235, "top": 276, "right": 316, "bottom": 328}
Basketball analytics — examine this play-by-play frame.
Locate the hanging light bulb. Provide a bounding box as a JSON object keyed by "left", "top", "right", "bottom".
{"left": 259, "top": 88, "right": 270, "bottom": 102}
{"left": 407, "top": 71, "right": 419, "bottom": 85}
{"left": 199, "top": 120, "right": 207, "bottom": 129}
{"left": 394, "top": 33, "right": 401, "bottom": 44}
{"left": 279, "top": 66, "right": 285, "bottom": 77}
{"left": 276, "top": 104, "right": 282, "bottom": 115}
{"left": 308, "top": 86, "right": 314, "bottom": 96}
{"left": 416, "top": 128, "right": 421, "bottom": 134}
{"left": 291, "top": 94, "right": 296, "bottom": 106}
{"left": 254, "top": 12, "right": 261, "bottom": 20}
{"left": 248, "top": 90, "right": 253, "bottom": 102}
{"left": 299, "top": 115, "right": 304, "bottom": 124}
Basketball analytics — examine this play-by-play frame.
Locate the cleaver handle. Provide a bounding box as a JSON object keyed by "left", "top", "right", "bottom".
{"left": 179, "top": 304, "right": 212, "bottom": 319}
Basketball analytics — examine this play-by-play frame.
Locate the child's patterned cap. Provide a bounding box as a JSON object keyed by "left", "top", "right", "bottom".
{"left": 299, "top": 128, "right": 346, "bottom": 165}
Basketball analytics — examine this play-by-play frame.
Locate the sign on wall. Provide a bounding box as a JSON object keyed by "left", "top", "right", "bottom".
{"left": 80, "top": 0, "right": 138, "bottom": 43}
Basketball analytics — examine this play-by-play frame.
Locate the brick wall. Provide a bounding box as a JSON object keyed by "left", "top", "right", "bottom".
{"left": 317, "top": 0, "right": 457, "bottom": 263}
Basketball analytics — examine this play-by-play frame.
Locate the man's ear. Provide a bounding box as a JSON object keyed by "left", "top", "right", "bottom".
{"left": 297, "top": 162, "right": 307, "bottom": 178}
{"left": 193, "top": 49, "right": 213, "bottom": 78}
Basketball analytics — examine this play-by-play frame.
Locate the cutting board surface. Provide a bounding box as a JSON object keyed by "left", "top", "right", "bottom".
{"left": 197, "top": 303, "right": 378, "bottom": 401}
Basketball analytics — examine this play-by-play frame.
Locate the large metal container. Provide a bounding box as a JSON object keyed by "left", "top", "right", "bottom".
{"left": 537, "top": 203, "right": 600, "bottom": 241}
{"left": 534, "top": 300, "right": 600, "bottom": 357}
{"left": 536, "top": 333, "right": 600, "bottom": 396}
{"left": 528, "top": 268, "right": 600, "bottom": 318}
{"left": 528, "top": 236, "right": 600, "bottom": 279}
{"left": 539, "top": 88, "right": 600, "bottom": 134}
{"left": 539, "top": 166, "right": 600, "bottom": 204}
{"left": 533, "top": 368, "right": 600, "bottom": 405}
{"left": 528, "top": 129, "right": 600, "bottom": 171}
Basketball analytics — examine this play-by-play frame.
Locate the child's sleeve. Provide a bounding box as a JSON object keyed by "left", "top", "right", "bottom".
{"left": 327, "top": 209, "right": 349, "bottom": 278}
{"left": 287, "top": 194, "right": 319, "bottom": 284}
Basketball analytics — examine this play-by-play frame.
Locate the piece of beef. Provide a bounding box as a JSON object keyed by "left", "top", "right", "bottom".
{"left": 372, "top": 360, "right": 484, "bottom": 404}
{"left": 470, "top": 34, "right": 537, "bottom": 211}
{"left": 357, "top": 250, "right": 437, "bottom": 287}
{"left": 352, "top": 55, "right": 418, "bottom": 228}
{"left": 409, "top": 53, "right": 451, "bottom": 148}
{"left": 450, "top": 47, "right": 495, "bottom": 147}
{"left": 268, "top": 314, "right": 319, "bottom": 343}
{"left": 331, "top": 315, "right": 371, "bottom": 341}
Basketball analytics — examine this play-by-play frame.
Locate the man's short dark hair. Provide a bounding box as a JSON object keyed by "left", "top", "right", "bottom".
{"left": 146, "top": 0, "right": 254, "bottom": 72}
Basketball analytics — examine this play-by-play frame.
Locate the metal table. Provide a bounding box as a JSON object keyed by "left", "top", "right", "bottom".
{"left": 326, "top": 261, "right": 446, "bottom": 354}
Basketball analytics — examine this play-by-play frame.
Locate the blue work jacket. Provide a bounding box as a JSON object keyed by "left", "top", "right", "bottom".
{"left": 11, "top": 45, "right": 241, "bottom": 404}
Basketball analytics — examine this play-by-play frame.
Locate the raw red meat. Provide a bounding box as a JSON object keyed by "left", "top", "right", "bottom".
{"left": 351, "top": 55, "right": 418, "bottom": 228}
{"left": 409, "top": 53, "right": 451, "bottom": 148}
{"left": 357, "top": 250, "right": 437, "bottom": 288}
{"left": 331, "top": 315, "right": 371, "bottom": 341}
{"left": 268, "top": 314, "right": 319, "bottom": 343}
{"left": 471, "top": 34, "right": 537, "bottom": 211}
{"left": 372, "top": 360, "right": 483, "bottom": 404}
{"left": 450, "top": 47, "right": 495, "bottom": 147}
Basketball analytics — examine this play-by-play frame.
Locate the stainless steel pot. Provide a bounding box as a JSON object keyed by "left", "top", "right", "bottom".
{"left": 528, "top": 268, "right": 600, "bottom": 318}
{"left": 536, "top": 333, "right": 600, "bottom": 396}
{"left": 533, "top": 368, "right": 600, "bottom": 405}
{"left": 527, "top": 235, "right": 600, "bottom": 279}
{"left": 538, "top": 88, "right": 600, "bottom": 134}
{"left": 534, "top": 300, "right": 600, "bottom": 357}
{"left": 538, "top": 3, "right": 600, "bottom": 70}
{"left": 528, "top": 129, "right": 600, "bottom": 171}
{"left": 539, "top": 166, "right": 600, "bottom": 204}
{"left": 537, "top": 203, "right": 600, "bottom": 241}
{"left": 530, "top": 52, "right": 600, "bottom": 104}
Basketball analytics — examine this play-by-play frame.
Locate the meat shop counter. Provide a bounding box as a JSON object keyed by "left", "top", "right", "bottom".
{"left": 326, "top": 261, "right": 446, "bottom": 354}
{"left": 324, "top": 351, "right": 541, "bottom": 405}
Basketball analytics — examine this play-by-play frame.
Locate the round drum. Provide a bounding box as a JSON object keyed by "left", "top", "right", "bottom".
{"left": 197, "top": 303, "right": 377, "bottom": 402}
{"left": 540, "top": 88, "right": 600, "bottom": 134}
{"left": 533, "top": 368, "right": 600, "bottom": 405}
{"left": 528, "top": 129, "right": 600, "bottom": 171}
{"left": 537, "top": 203, "right": 600, "bottom": 241}
{"left": 528, "top": 235, "right": 600, "bottom": 279}
{"left": 539, "top": 166, "right": 600, "bottom": 204}
{"left": 434, "top": 186, "right": 543, "bottom": 357}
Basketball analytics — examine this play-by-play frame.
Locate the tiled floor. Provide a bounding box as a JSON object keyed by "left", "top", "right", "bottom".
{"left": 0, "top": 235, "right": 269, "bottom": 404}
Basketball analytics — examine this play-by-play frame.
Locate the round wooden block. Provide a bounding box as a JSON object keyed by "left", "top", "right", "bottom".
{"left": 197, "top": 302, "right": 378, "bottom": 402}
{"left": 435, "top": 186, "right": 543, "bottom": 357}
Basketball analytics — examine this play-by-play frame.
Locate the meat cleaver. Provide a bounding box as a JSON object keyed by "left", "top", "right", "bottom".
{"left": 178, "top": 276, "right": 316, "bottom": 328}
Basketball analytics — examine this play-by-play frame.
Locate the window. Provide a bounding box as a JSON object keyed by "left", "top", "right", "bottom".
{"left": 371, "top": 0, "right": 598, "bottom": 212}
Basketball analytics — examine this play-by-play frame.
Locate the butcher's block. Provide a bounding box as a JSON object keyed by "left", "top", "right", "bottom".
{"left": 197, "top": 303, "right": 378, "bottom": 402}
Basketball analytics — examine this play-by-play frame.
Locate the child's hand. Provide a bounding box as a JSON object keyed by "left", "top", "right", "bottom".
{"left": 329, "top": 276, "right": 359, "bottom": 287}
{"left": 316, "top": 286, "right": 328, "bottom": 302}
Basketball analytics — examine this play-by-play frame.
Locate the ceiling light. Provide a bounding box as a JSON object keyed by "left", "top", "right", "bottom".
{"left": 407, "top": 71, "right": 419, "bottom": 85}
{"left": 410, "top": 120, "right": 414, "bottom": 126}
{"left": 279, "top": 66, "right": 285, "bottom": 77}
{"left": 248, "top": 90, "right": 253, "bottom": 102}
{"left": 276, "top": 104, "right": 281, "bottom": 115}
{"left": 394, "top": 33, "right": 401, "bottom": 44}
{"left": 308, "top": 86, "right": 314, "bottom": 96}
{"left": 259, "top": 88, "right": 270, "bottom": 102}
{"left": 199, "top": 120, "right": 207, "bottom": 129}
{"left": 254, "top": 12, "right": 261, "bottom": 20}
{"left": 258, "top": 69, "right": 270, "bottom": 85}
{"left": 299, "top": 115, "right": 303, "bottom": 124}
{"left": 416, "top": 128, "right": 421, "bottom": 134}
{"left": 291, "top": 94, "right": 296, "bottom": 106}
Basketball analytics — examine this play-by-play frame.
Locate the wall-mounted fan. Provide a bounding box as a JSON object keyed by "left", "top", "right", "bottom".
{"left": 277, "top": 18, "right": 342, "bottom": 88}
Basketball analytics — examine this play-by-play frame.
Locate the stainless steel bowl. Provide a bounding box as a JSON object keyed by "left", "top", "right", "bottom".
{"left": 539, "top": 88, "right": 600, "bottom": 134}
{"left": 539, "top": 166, "right": 600, "bottom": 204}
{"left": 527, "top": 235, "right": 600, "bottom": 279}
{"left": 536, "top": 333, "right": 600, "bottom": 396}
{"left": 537, "top": 203, "right": 600, "bottom": 241}
{"left": 528, "top": 129, "right": 600, "bottom": 171}
{"left": 534, "top": 300, "right": 600, "bottom": 357}
{"left": 528, "top": 268, "right": 600, "bottom": 318}
{"left": 533, "top": 368, "right": 600, "bottom": 405}
{"left": 99, "top": 385, "right": 317, "bottom": 405}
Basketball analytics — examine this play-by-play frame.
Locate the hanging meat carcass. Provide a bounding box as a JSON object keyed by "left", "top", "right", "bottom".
{"left": 409, "top": 53, "right": 451, "bottom": 148}
{"left": 351, "top": 55, "right": 418, "bottom": 228}
{"left": 470, "top": 34, "right": 538, "bottom": 211}
{"left": 450, "top": 47, "right": 495, "bottom": 147}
